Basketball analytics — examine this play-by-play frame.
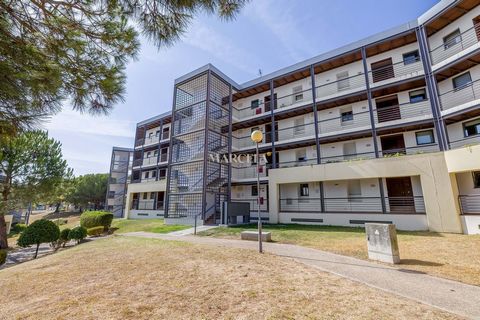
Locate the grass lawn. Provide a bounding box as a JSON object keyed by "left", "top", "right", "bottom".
{"left": 111, "top": 218, "right": 190, "bottom": 234}
{"left": 0, "top": 236, "right": 459, "bottom": 320}
{"left": 198, "top": 224, "right": 480, "bottom": 286}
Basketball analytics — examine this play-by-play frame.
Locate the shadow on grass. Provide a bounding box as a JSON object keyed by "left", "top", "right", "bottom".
{"left": 400, "top": 259, "right": 444, "bottom": 267}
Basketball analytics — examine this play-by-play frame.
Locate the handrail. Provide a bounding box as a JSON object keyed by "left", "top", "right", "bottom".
{"left": 438, "top": 77, "right": 480, "bottom": 97}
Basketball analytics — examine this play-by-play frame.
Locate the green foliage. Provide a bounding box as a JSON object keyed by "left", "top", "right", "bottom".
{"left": 68, "top": 227, "right": 87, "bottom": 244}
{"left": 67, "top": 174, "right": 109, "bottom": 210}
{"left": 80, "top": 211, "right": 113, "bottom": 231}
{"left": 17, "top": 220, "right": 60, "bottom": 258}
{"left": 9, "top": 223, "right": 27, "bottom": 236}
{"left": 87, "top": 226, "right": 105, "bottom": 237}
{"left": 0, "top": 249, "right": 6, "bottom": 265}
{"left": 0, "top": 1, "right": 246, "bottom": 133}
{"left": 60, "top": 228, "right": 71, "bottom": 241}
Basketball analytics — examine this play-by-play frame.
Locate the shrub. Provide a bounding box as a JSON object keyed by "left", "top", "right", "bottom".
{"left": 87, "top": 226, "right": 104, "bottom": 237}
{"left": 9, "top": 223, "right": 26, "bottom": 236}
{"left": 80, "top": 211, "right": 113, "bottom": 231}
{"left": 68, "top": 226, "right": 87, "bottom": 244}
{"left": 50, "top": 227, "right": 71, "bottom": 251}
{"left": 0, "top": 249, "right": 7, "bottom": 266}
{"left": 17, "top": 219, "right": 60, "bottom": 259}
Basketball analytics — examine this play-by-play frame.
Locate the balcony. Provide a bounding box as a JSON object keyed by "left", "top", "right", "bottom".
{"left": 131, "top": 199, "right": 164, "bottom": 211}
{"left": 278, "top": 158, "right": 317, "bottom": 168}
{"left": 449, "top": 133, "right": 480, "bottom": 149}
{"left": 374, "top": 99, "right": 432, "bottom": 127}
{"left": 232, "top": 164, "right": 269, "bottom": 180}
{"left": 142, "top": 157, "right": 158, "bottom": 166}
{"left": 320, "top": 151, "right": 376, "bottom": 164}
{"left": 368, "top": 57, "right": 424, "bottom": 87}
{"left": 144, "top": 136, "right": 160, "bottom": 146}
{"left": 439, "top": 78, "right": 480, "bottom": 113}
{"left": 315, "top": 72, "right": 366, "bottom": 102}
{"left": 459, "top": 195, "right": 480, "bottom": 215}
{"left": 275, "top": 87, "right": 313, "bottom": 112}
{"left": 279, "top": 196, "right": 425, "bottom": 214}
{"left": 233, "top": 100, "right": 268, "bottom": 120}
{"left": 430, "top": 25, "right": 480, "bottom": 66}
{"left": 318, "top": 109, "right": 371, "bottom": 137}
{"left": 231, "top": 198, "right": 268, "bottom": 212}
{"left": 379, "top": 144, "right": 440, "bottom": 157}
{"left": 277, "top": 121, "right": 316, "bottom": 144}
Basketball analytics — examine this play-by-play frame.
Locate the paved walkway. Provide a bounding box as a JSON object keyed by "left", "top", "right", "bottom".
{"left": 123, "top": 231, "right": 480, "bottom": 319}
{"left": 167, "top": 225, "right": 218, "bottom": 236}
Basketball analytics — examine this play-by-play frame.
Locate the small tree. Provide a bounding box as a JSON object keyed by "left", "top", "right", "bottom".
{"left": 68, "top": 227, "right": 87, "bottom": 244}
{"left": 17, "top": 219, "right": 60, "bottom": 259}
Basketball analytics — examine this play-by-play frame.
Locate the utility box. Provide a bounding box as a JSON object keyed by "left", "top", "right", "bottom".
{"left": 365, "top": 223, "right": 400, "bottom": 264}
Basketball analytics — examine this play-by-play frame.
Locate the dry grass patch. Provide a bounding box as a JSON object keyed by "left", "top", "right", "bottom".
{"left": 199, "top": 225, "right": 480, "bottom": 286}
{"left": 0, "top": 236, "right": 460, "bottom": 320}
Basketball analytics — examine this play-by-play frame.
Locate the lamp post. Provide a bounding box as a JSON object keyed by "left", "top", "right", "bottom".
{"left": 250, "top": 130, "right": 263, "bottom": 253}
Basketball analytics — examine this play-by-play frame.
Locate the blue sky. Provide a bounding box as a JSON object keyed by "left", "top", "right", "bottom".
{"left": 45, "top": 0, "right": 439, "bottom": 176}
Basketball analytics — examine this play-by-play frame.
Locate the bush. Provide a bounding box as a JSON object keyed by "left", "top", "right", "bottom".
{"left": 80, "top": 211, "right": 113, "bottom": 231}
{"left": 17, "top": 219, "right": 60, "bottom": 258}
{"left": 50, "top": 227, "right": 71, "bottom": 251}
{"left": 0, "top": 249, "right": 7, "bottom": 266}
{"left": 68, "top": 226, "right": 87, "bottom": 244}
{"left": 87, "top": 226, "right": 104, "bottom": 237}
{"left": 9, "top": 223, "right": 26, "bottom": 236}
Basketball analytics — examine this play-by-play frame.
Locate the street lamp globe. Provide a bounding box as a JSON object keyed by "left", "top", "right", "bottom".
{"left": 250, "top": 130, "right": 263, "bottom": 143}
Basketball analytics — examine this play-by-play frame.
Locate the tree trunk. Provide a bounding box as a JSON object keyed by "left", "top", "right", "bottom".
{"left": 0, "top": 214, "right": 8, "bottom": 249}
{"left": 34, "top": 243, "right": 40, "bottom": 259}
{"left": 54, "top": 202, "right": 61, "bottom": 213}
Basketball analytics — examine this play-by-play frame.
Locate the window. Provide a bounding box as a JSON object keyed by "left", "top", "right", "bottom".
{"left": 155, "top": 130, "right": 160, "bottom": 137}
{"left": 150, "top": 192, "right": 156, "bottom": 200}
{"left": 347, "top": 180, "right": 361, "bottom": 202}
{"left": 463, "top": 118, "right": 480, "bottom": 137}
{"left": 299, "top": 184, "right": 309, "bottom": 197}
{"left": 296, "top": 149, "right": 307, "bottom": 162}
{"left": 154, "top": 150, "right": 158, "bottom": 157}
{"left": 143, "top": 193, "right": 148, "bottom": 200}
{"left": 443, "top": 29, "right": 462, "bottom": 49}
{"left": 403, "top": 50, "right": 420, "bottom": 65}
{"left": 409, "top": 89, "right": 427, "bottom": 103}
{"left": 473, "top": 171, "right": 480, "bottom": 188}
{"left": 250, "top": 99, "right": 260, "bottom": 109}
{"left": 146, "top": 151, "right": 151, "bottom": 158}
{"left": 148, "top": 132, "right": 153, "bottom": 138}
{"left": 294, "top": 118, "right": 305, "bottom": 135}
{"left": 162, "top": 127, "right": 170, "bottom": 139}
{"left": 292, "top": 86, "right": 303, "bottom": 102}
{"left": 152, "top": 170, "right": 157, "bottom": 178}
{"left": 159, "top": 169, "right": 167, "bottom": 179}
{"left": 145, "top": 171, "right": 149, "bottom": 179}
{"left": 251, "top": 185, "right": 258, "bottom": 196}
{"left": 453, "top": 72, "right": 472, "bottom": 90}
{"left": 416, "top": 130, "right": 435, "bottom": 145}
{"left": 336, "top": 71, "right": 350, "bottom": 91}
{"left": 341, "top": 110, "right": 354, "bottom": 122}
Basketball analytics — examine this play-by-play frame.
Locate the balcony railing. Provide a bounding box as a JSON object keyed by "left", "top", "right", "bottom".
{"left": 459, "top": 195, "right": 480, "bottom": 215}
{"left": 233, "top": 100, "right": 268, "bottom": 120}
{"left": 231, "top": 164, "right": 269, "bottom": 180}
{"left": 144, "top": 136, "right": 160, "bottom": 145}
{"left": 315, "top": 73, "right": 366, "bottom": 101}
{"left": 318, "top": 109, "right": 371, "bottom": 135}
{"left": 439, "top": 78, "right": 480, "bottom": 111}
{"left": 373, "top": 100, "right": 432, "bottom": 125}
{"left": 231, "top": 198, "right": 268, "bottom": 212}
{"left": 320, "top": 151, "right": 376, "bottom": 164}
{"left": 143, "top": 157, "right": 158, "bottom": 166}
{"left": 368, "top": 57, "right": 423, "bottom": 86}
{"left": 277, "top": 121, "right": 316, "bottom": 142}
{"left": 379, "top": 144, "right": 440, "bottom": 157}
{"left": 277, "top": 158, "right": 317, "bottom": 168}
{"left": 430, "top": 25, "right": 480, "bottom": 65}
{"left": 449, "top": 134, "right": 480, "bottom": 149}
{"left": 131, "top": 199, "right": 164, "bottom": 211}
{"left": 275, "top": 87, "right": 313, "bottom": 110}
{"left": 280, "top": 196, "right": 425, "bottom": 214}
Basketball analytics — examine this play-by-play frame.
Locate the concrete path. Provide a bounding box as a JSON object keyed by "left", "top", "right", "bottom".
{"left": 167, "top": 225, "right": 218, "bottom": 236}
{"left": 123, "top": 231, "right": 480, "bottom": 319}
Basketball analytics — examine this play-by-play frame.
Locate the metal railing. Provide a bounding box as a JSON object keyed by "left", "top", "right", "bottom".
{"left": 231, "top": 164, "right": 269, "bottom": 180}
{"left": 232, "top": 100, "right": 268, "bottom": 120}
{"left": 430, "top": 25, "right": 480, "bottom": 65}
{"left": 144, "top": 136, "right": 160, "bottom": 145}
{"left": 368, "top": 57, "right": 423, "bottom": 86}
{"left": 131, "top": 199, "right": 164, "bottom": 211}
{"left": 373, "top": 100, "right": 432, "bottom": 125}
{"left": 459, "top": 195, "right": 480, "bottom": 215}
{"left": 275, "top": 87, "right": 313, "bottom": 110}
{"left": 142, "top": 157, "right": 158, "bottom": 166}
{"left": 277, "top": 121, "right": 316, "bottom": 142}
{"left": 315, "top": 73, "right": 366, "bottom": 100}
{"left": 280, "top": 196, "right": 425, "bottom": 213}
{"left": 319, "top": 151, "right": 377, "bottom": 164}
{"left": 439, "top": 78, "right": 480, "bottom": 111}
{"left": 380, "top": 144, "right": 440, "bottom": 157}
{"left": 277, "top": 158, "right": 317, "bottom": 168}
{"left": 318, "top": 109, "right": 371, "bottom": 135}
{"left": 231, "top": 198, "right": 268, "bottom": 212}
{"left": 449, "top": 134, "right": 480, "bottom": 149}
{"left": 132, "top": 159, "right": 142, "bottom": 167}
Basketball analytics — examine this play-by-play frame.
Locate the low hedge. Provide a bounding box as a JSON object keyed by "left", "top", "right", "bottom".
{"left": 0, "top": 249, "right": 7, "bottom": 266}
{"left": 80, "top": 211, "right": 113, "bottom": 231}
{"left": 68, "top": 226, "right": 87, "bottom": 244}
{"left": 87, "top": 226, "right": 104, "bottom": 237}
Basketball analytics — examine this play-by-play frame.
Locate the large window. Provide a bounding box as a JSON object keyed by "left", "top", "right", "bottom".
{"left": 341, "top": 109, "right": 353, "bottom": 122}
{"left": 473, "top": 171, "right": 480, "bottom": 189}
{"left": 403, "top": 50, "right": 420, "bottom": 65}
{"left": 464, "top": 118, "right": 480, "bottom": 137}
{"left": 443, "top": 29, "right": 462, "bottom": 49}
{"left": 416, "top": 130, "right": 435, "bottom": 145}
{"left": 409, "top": 89, "right": 427, "bottom": 103}
{"left": 299, "top": 184, "right": 309, "bottom": 197}
{"left": 292, "top": 86, "right": 304, "bottom": 102}
{"left": 453, "top": 72, "right": 472, "bottom": 90}
{"left": 251, "top": 185, "right": 258, "bottom": 196}
{"left": 250, "top": 99, "right": 260, "bottom": 109}
{"left": 336, "top": 71, "right": 350, "bottom": 91}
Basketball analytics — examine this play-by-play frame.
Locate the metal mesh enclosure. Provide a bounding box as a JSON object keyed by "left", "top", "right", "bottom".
{"left": 170, "top": 131, "right": 206, "bottom": 163}
{"left": 168, "top": 161, "right": 204, "bottom": 193}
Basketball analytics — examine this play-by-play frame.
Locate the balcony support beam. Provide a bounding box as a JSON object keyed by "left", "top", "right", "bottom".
{"left": 201, "top": 70, "right": 212, "bottom": 221}
{"left": 156, "top": 118, "right": 163, "bottom": 181}
{"left": 164, "top": 84, "right": 179, "bottom": 219}
{"left": 361, "top": 47, "right": 380, "bottom": 158}
{"left": 319, "top": 181, "right": 325, "bottom": 213}
{"left": 378, "top": 178, "right": 387, "bottom": 214}
{"left": 269, "top": 79, "right": 277, "bottom": 168}
{"left": 416, "top": 26, "right": 450, "bottom": 151}
{"left": 310, "top": 65, "right": 322, "bottom": 164}
{"left": 227, "top": 83, "right": 233, "bottom": 203}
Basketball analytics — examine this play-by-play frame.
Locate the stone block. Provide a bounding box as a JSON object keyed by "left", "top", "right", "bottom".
{"left": 365, "top": 223, "right": 400, "bottom": 264}
{"left": 241, "top": 230, "right": 272, "bottom": 242}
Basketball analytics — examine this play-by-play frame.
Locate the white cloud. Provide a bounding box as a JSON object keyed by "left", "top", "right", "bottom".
{"left": 44, "top": 109, "right": 136, "bottom": 138}
{"left": 182, "top": 21, "right": 259, "bottom": 75}
{"left": 244, "top": 0, "right": 316, "bottom": 62}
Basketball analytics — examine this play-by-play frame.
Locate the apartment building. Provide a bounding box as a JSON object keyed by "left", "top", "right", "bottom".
{"left": 115, "top": 0, "right": 480, "bottom": 234}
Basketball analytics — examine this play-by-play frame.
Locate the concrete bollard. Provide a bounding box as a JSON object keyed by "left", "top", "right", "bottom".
{"left": 365, "top": 223, "right": 400, "bottom": 264}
